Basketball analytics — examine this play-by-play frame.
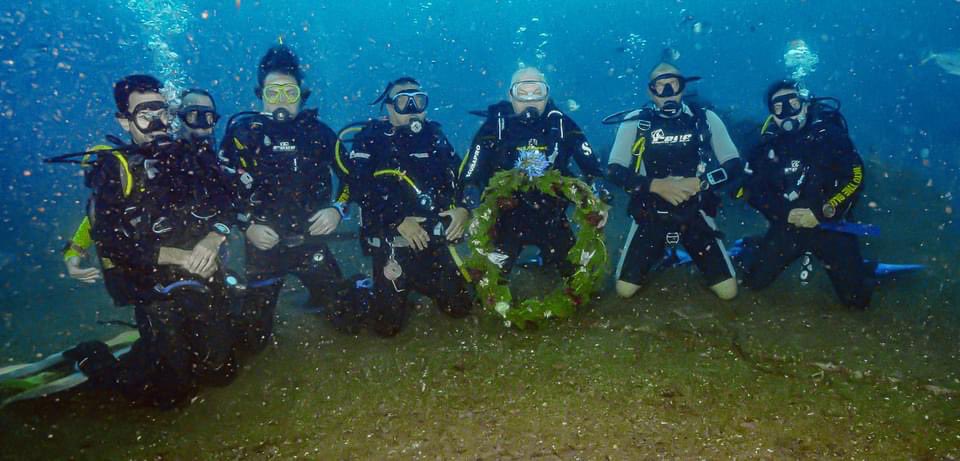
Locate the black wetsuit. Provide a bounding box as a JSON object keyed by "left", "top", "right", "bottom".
{"left": 219, "top": 110, "right": 347, "bottom": 352}
{"left": 607, "top": 104, "right": 741, "bottom": 286}
{"left": 740, "top": 107, "right": 871, "bottom": 308}
{"left": 460, "top": 101, "right": 604, "bottom": 274}
{"left": 73, "top": 138, "right": 237, "bottom": 408}
{"left": 345, "top": 120, "right": 472, "bottom": 337}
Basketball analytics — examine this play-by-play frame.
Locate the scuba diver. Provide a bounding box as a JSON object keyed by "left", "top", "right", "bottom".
{"left": 738, "top": 80, "right": 872, "bottom": 308}
{"left": 340, "top": 77, "right": 473, "bottom": 337}
{"left": 175, "top": 88, "right": 221, "bottom": 147}
{"left": 53, "top": 75, "right": 237, "bottom": 408}
{"left": 605, "top": 62, "right": 742, "bottom": 300}
{"left": 62, "top": 87, "right": 224, "bottom": 292}
{"left": 460, "top": 66, "right": 609, "bottom": 276}
{"left": 218, "top": 45, "right": 349, "bottom": 352}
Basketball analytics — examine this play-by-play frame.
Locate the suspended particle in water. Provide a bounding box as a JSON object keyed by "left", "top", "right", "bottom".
{"left": 201, "top": 10, "right": 209, "bottom": 20}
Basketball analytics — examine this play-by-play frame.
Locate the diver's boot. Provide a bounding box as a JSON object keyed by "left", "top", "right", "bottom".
{"left": 63, "top": 341, "right": 119, "bottom": 387}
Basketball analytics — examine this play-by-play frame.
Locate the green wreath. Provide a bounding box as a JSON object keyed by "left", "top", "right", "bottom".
{"left": 465, "top": 169, "right": 608, "bottom": 329}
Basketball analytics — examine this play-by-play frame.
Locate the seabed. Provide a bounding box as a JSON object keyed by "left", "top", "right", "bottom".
{"left": 0, "top": 164, "right": 957, "bottom": 459}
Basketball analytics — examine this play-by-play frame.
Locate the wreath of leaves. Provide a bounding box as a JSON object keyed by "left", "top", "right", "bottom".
{"left": 465, "top": 169, "right": 608, "bottom": 329}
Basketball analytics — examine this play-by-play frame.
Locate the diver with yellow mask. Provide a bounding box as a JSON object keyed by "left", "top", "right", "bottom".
{"left": 218, "top": 44, "right": 351, "bottom": 353}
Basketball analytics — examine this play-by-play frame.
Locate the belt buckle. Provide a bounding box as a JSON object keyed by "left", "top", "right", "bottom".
{"left": 666, "top": 232, "right": 681, "bottom": 245}
{"left": 389, "top": 237, "right": 411, "bottom": 248}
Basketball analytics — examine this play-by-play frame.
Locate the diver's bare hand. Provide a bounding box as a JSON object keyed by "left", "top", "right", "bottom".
{"left": 246, "top": 224, "right": 280, "bottom": 250}
{"left": 196, "top": 261, "right": 218, "bottom": 279}
{"left": 307, "top": 207, "right": 341, "bottom": 236}
{"left": 187, "top": 232, "right": 225, "bottom": 276}
{"left": 65, "top": 256, "right": 101, "bottom": 284}
{"left": 788, "top": 208, "right": 820, "bottom": 228}
{"left": 397, "top": 216, "right": 430, "bottom": 251}
{"left": 650, "top": 176, "right": 699, "bottom": 206}
{"left": 440, "top": 207, "right": 470, "bottom": 241}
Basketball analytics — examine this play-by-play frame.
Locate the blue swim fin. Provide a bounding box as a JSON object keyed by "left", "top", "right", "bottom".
{"left": 818, "top": 222, "right": 881, "bottom": 237}
{"left": 661, "top": 239, "right": 747, "bottom": 269}
{"left": 869, "top": 262, "right": 926, "bottom": 277}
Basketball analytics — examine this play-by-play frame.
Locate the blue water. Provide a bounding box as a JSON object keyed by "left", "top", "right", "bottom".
{"left": 0, "top": 1, "right": 959, "bottom": 456}
{"left": 0, "top": 0, "right": 955, "bottom": 332}
{"left": 0, "top": 0, "right": 954, "bottom": 329}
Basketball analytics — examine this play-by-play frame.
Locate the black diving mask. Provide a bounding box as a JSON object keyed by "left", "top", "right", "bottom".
{"left": 178, "top": 105, "right": 220, "bottom": 129}
{"left": 389, "top": 90, "right": 429, "bottom": 115}
{"left": 770, "top": 93, "right": 806, "bottom": 132}
{"left": 769, "top": 93, "right": 804, "bottom": 118}
{"left": 122, "top": 100, "right": 170, "bottom": 134}
{"left": 648, "top": 74, "right": 701, "bottom": 97}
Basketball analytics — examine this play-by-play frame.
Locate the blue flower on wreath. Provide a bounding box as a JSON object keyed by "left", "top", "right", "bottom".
{"left": 515, "top": 148, "right": 549, "bottom": 178}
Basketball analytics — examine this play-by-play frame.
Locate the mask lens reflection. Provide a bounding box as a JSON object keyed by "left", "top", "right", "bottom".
{"left": 177, "top": 105, "right": 219, "bottom": 129}
{"left": 771, "top": 93, "right": 802, "bottom": 117}
{"left": 130, "top": 101, "right": 169, "bottom": 132}
{"left": 263, "top": 84, "right": 301, "bottom": 104}
{"left": 390, "top": 91, "right": 429, "bottom": 114}
{"left": 510, "top": 81, "right": 549, "bottom": 102}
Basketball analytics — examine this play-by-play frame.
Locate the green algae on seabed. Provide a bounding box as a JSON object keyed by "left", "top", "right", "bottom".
{"left": 0, "top": 162, "right": 957, "bottom": 459}
{"left": 0, "top": 285, "right": 957, "bottom": 460}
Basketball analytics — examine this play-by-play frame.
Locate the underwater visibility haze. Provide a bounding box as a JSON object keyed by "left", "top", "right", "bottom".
{"left": 0, "top": 0, "right": 959, "bottom": 458}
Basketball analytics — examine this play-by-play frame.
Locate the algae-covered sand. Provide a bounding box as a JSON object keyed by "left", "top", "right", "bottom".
{"left": 0, "top": 164, "right": 958, "bottom": 459}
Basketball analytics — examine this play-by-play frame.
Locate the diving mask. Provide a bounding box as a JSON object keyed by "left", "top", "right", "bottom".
{"left": 648, "top": 73, "right": 701, "bottom": 97}
{"left": 178, "top": 105, "right": 220, "bottom": 129}
{"left": 389, "top": 90, "right": 429, "bottom": 115}
{"left": 123, "top": 100, "right": 170, "bottom": 134}
{"left": 263, "top": 83, "right": 301, "bottom": 105}
{"left": 509, "top": 80, "right": 549, "bottom": 102}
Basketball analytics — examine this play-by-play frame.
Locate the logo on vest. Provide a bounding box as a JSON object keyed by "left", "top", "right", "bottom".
{"left": 464, "top": 144, "right": 481, "bottom": 178}
{"left": 516, "top": 139, "right": 546, "bottom": 154}
{"left": 581, "top": 142, "right": 593, "bottom": 156}
{"left": 650, "top": 129, "right": 693, "bottom": 145}
{"left": 273, "top": 141, "right": 297, "bottom": 153}
{"left": 784, "top": 160, "right": 801, "bottom": 175}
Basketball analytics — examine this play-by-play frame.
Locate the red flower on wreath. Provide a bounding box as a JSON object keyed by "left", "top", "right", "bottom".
{"left": 497, "top": 196, "right": 518, "bottom": 211}
{"left": 584, "top": 212, "right": 603, "bottom": 228}
{"left": 468, "top": 268, "right": 484, "bottom": 281}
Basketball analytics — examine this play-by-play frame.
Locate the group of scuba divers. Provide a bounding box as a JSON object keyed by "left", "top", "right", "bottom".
{"left": 46, "top": 44, "right": 876, "bottom": 408}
